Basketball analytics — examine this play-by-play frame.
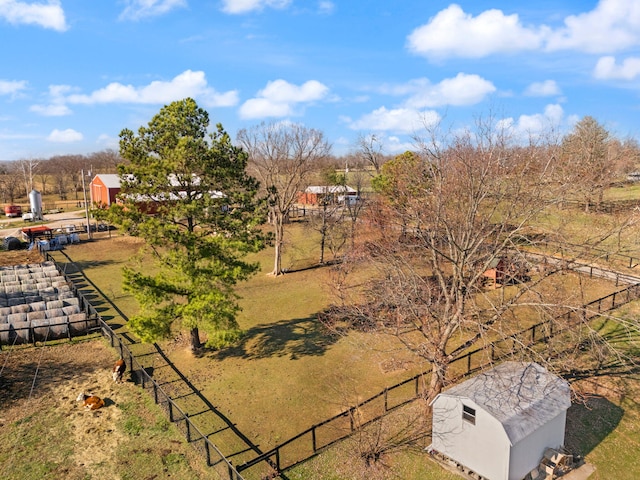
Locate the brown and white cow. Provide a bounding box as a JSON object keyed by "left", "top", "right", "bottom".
{"left": 76, "top": 392, "right": 105, "bottom": 410}
{"left": 113, "top": 358, "right": 126, "bottom": 383}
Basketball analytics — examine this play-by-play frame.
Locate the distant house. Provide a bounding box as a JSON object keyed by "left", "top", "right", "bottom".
{"left": 430, "top": 362, "right": 571, "bottom": 480}
{"left": 483, "top": 257, "right": 507, "bottom": 288}
{"left": 297, "top": 185, "right": 358, "bottom": 206}
{"left": 91, "top": 173, "right": 224, "bottom": 214}
{"left": 89, "top": 174, "right": 121, "bottom": 208}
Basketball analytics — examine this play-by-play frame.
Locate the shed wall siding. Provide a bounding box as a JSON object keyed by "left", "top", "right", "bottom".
{"left": 432, "top": 397, "right": 510, "bottom": 480}
{"left": 90, "top": 177, "right": 120, "bottom": 207}
{"left": 509, "top": 411, "right": 567, "bottom": 480}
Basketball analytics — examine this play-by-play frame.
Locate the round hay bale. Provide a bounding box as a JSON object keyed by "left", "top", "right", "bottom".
{"left": 10, "top": 304, "right": 29, "bottom": 314}
{"left": 31, "top": 319, "right": 51, "bottom": 341}
{"left": 27, "top": 310, "right": 46, "bottom": 321}
{"left": 63, "top": 297, "right": 80, "bottom": 307}
{"left": 7, "top": 297, "right": 25, "bottom": 307}
{"left": 62, "top": 305, "right": 80, "bottom": 315}
{"left": 29, "top": 301, "right": 46, "bottom": 312}
{"left": 3, "top": 236, "right": 22, "bottom": 251}
{"left": 45, "top": 308, "right": 64, "bottom": 319}
{"left": 46, "top": 300, "right": 63, "bottom": 310}
{"left": 68, "top": 313, "right": 88, "bottom": 334}
{"left": 7, "top": 312, "right": 28, "bottom": 323}
{"left": 7, "top": 320, "right": 31, "bottom": 344}
{"left": 49, "top": 319, "right": 69, "bottom": 338}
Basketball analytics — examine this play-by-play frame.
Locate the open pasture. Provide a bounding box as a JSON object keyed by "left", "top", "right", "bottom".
{"left": 3, "top": 212, "right": 640, "bottom": 479}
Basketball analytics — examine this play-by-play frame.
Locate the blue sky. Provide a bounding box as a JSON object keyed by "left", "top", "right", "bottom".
{"left": 1, "top": 0, "right": 639, "bottom": 161}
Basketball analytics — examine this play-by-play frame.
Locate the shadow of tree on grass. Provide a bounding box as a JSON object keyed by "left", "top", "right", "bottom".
{"left": 210, "top": 316, "right": 338, "bottom": 361}
{"left": 565, "top": 395, "right": 624, "bottom": 457}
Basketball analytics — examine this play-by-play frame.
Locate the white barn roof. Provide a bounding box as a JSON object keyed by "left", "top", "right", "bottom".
{"left": 305, "top": 185, "right": 357, "bottom": 194}
{"left": 93, "top": 174, "right": 121, "bottom": 189}
{"left": 434, "top": 362, "right": 571, "bottom": 445}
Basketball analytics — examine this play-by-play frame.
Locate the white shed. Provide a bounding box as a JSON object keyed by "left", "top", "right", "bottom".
{"left": 430, "top": 362, "right": 571, "bottom": 480}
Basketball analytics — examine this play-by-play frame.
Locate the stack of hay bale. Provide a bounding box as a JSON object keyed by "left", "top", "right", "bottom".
{"left": 0, "top": 261, "right": 93, "bottom": 345}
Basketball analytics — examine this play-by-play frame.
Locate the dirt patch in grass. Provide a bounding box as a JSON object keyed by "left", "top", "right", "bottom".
{"left": 0, "top": 341, "right": 126, "bottom": 477}
{"left": 0, "top": 339, "right": 216, "bottom": 480}
{"left": 0, "top": 248, "right": 44, "bottom": 267}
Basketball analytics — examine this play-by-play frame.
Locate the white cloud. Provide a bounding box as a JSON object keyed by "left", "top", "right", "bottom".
{"left": 407, "top": 4, "right": 545, "bottom": 59}
{"left": 498, "top": 104, "right": 564, "bottom": 139}
{"left": 47, "top": 128, "right": 83, "bottom": 143}
{"left": 119, "top": 0, "right": 186, "bottom": 20}
{"left": 385, "top": 135, "right": 416, "bottom": 154}
{"left": 407, "top": 1, "right": 640, "bottom": 59}
{"left": 347, "top": 107, "right": 440, "bottom": 134}
{"left": 30, "top": 104, "right": 71, "bottom": 116}
{"left": 239, "top": 79, "right": 329, "bottom": 119}
{"left": 524, "top": 80, "right": 561, "bottom": 97}
{"left": 401, "top": 74, "right": 496, "bottom": 108}
{"left": 0, "top": 0, "right": 67, "bottom": 31}
{"left": 63, "top": 70, "right": 238, "bottom": 108}
{"left": 221, "top": 0, "right": 290, "bottom": 14}
{"left": 594, "top": 56, "right": 640, "bottom": 80}
{"left": 546, "top": 0, "right": 640, "bottom": 54}
{"left": 0, "top": 79, "right": 27, "bottom": 96}
{"left": 97, "top": 134, "right": 119, "bottom": 149}
{"left": 29, "top": 84, "right": 74, "bottom": 116}
{"left": 318, "top": 1, "right": 334, "bottom": 14}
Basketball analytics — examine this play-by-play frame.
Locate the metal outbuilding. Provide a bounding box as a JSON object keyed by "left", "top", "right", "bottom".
{"left": 430, "top": 362, "right": 571, "bottom": 480}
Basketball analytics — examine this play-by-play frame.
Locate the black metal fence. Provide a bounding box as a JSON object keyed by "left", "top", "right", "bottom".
{"left": 100, "top": 320, "right": 245, "bottom": 480}
{"left": 30, "top": 250, "right": 640, "bottom": 479}
{"left": 37, "top": 251, "right": 247, "bottom": 480}
{"left": 236, "top": 280, "right": 640, "bottom": 476}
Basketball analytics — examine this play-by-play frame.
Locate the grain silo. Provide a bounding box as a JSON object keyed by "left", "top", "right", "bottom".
{"left": 29, "top": 190, "right": 43, "bottom": 220}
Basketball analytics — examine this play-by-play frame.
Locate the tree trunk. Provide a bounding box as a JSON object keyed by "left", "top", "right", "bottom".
{"left": 425, "top": 362, "right": 446, "bottom": 416}
{"left": 272, "top": 215, "right": 285, "bottom": 275}
{"left": 189, "top": 327, "right": 201, "bottom": 351}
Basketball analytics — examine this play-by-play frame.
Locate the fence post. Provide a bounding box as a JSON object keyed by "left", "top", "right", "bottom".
{"left": 531, "top": 324, "right": 536, "bottom": 344}
{"left": 467, "top": 353, "right": 471, "bottom": 374}
{"left": 384, "top": 388, "right": 388, "bottom": 412}
{"left": 349, "top": 408, "right": 355, "bottom": 431}
{"left": 312, "top": 425, "right": 317, "bottom": 452}
{"left": 204, "top": 439, "right": 211, "bottom": 467}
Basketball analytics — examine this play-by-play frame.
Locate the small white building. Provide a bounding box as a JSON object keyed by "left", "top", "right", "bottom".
{"left": 430, "top": 362, "right": 571, "bottom": 480}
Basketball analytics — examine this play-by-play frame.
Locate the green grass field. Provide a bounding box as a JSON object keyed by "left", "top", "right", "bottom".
{"left": 6, "top": 197, "right": 640, "bottom": 479}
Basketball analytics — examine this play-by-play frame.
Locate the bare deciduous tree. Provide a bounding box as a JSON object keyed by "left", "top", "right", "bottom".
{"left": 238, "top": 122, "right": 331, "bottom": 276}
{"left": 561, "top": 116, "right": 615, "bottom": 212}
{"left": 324, "top": 116, "right": 634, "bottom": 410}
{"left": 356, "top": 133, "right": 385, "bottom": 176}
{"left": 15, "top": 157, "right": 41, "bottom": 197}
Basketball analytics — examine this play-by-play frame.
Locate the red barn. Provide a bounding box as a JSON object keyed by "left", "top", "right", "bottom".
{"left": 297, "top": 185, "right": 358, "bottom": 205}
{"left": 90, "top": 174, "right": 121, "bottom": 208}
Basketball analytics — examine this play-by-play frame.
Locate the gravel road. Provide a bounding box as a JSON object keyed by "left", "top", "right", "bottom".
{"left": 0, "top": 210, "right": 89, "bottom": 239}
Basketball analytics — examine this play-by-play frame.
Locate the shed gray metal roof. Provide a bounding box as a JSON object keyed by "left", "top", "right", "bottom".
{"left": 93, "top": 174, "right": 121, "bottom": 189}
{"left": 434, "top": 362, "right": 571, "bottom": 445}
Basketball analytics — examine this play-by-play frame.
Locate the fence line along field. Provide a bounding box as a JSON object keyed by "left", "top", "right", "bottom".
{"left": 2, "top": 218, "right": 640, "bottom": 479}
{"left": 0, "top": 338, "right": 218, "bottom": 479}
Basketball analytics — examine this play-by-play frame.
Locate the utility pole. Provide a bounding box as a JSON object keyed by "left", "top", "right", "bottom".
{"left": 81, "top": 169, "right": 91, "bottom": 240}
